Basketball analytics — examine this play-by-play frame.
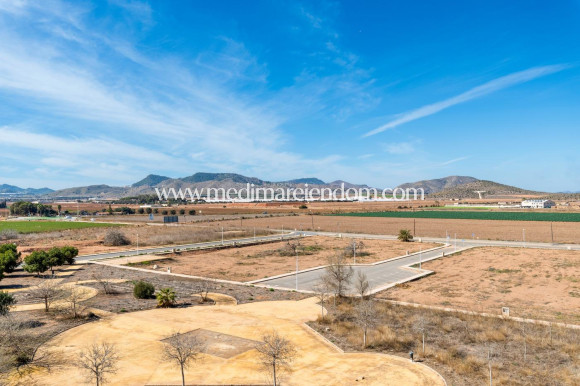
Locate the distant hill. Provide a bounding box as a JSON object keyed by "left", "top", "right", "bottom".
{"left": 431, "top": 180, "right": 542, "bottom": 199}
{"left": 46, "top": 173, "right": 370, "bottom": 199}
{"left": 396, "top": 176, "right": 479, "bottom": 194}
{"left": 132, "top": 174, "right": 170, "bottom": 187}
{"left": 281, "top": 178, "right": 326, "bottom": 185}
{"left": 0, "top": 184, "right": 54, "bottom": 195}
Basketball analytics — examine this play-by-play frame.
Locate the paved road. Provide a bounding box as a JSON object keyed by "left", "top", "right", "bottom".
{"left": 76, "top": 232, "right": 299, "bottom": 262}
{"left": 253, "top": 230, "right": 580, "bottom": 293}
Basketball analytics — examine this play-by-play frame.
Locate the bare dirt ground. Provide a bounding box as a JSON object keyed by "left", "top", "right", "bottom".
{"left": 121, "top": 236, "right": 440, "bottom": 282}
{"left": 5, "top": 224, "right": 274, "bottom": 256}
{"left": 380, "top": 247, "right": 580, "bottom": 324}
{"left": 214, "top": 215, "right": 580, "bottom": 244}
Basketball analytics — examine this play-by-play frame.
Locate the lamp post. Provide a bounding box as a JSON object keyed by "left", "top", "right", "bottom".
{"left": 295, "top": 247, "right": 299, "bottom": 290}
{"left": 523, "top": 228, "right": 526, "bottom": 248}
{"left": 221, "top": 227, "right": 224, "bottom": 245}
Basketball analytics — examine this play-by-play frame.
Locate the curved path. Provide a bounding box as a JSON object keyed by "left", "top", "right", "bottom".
{"left": 29, "top": 298, "right": 445, "bottom": 386}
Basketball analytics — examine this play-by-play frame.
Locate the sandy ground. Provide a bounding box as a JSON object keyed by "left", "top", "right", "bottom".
{"left": 26, "top": 297, "right": 445, "bottom": 386}
{"left": 213, "top": 215, "right": 580, "bottom": 244}
{"left": 380, "top": 247, "right": 580, "bottom": 323}
{"left": 120, "top": 236, "right": 440, "bottom": 282}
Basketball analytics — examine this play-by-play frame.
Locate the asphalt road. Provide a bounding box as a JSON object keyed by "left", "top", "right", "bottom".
{"left": 253, "top": 230, "right": 580, "bottom": 293}
{"left": 80, "top": 228, "right": 580, "bottom": 294}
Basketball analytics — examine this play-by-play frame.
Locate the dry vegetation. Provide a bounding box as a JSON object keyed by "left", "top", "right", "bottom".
{"left": 123, "top": 236, "right": 439, "bottom": 282}
{"left": 311, "top": 299, "right": 580, "bottom": 385}
{"left": 381, "top": 247, "right": 580, "bottom": 324}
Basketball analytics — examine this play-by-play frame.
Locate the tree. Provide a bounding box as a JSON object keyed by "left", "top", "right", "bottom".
{"left": 344, "top": 240, "right": 365, "bottom": 263}
{"left": 146, "top": 207, "right": 153, "bottom": 214}
{"left": 60, "top": 246, "right": 78, "bottom": 265}
{"left": 92, "top": 273, "right": 115, "bottom": 295}
{"left": 156, "top": 288, "right": 176, "bottom": 308}
{"left": 137, "top": 208, "right": 145, "bottom": 214}
{"left": 77, "top": 342, "right": 119, "bottom": 386}
{"left": 63, "top": 286, "right": 89, "bottom": 318}
{"left": 0, "top": 243, "right": 21, "bottom": 280}
{"left": 23, "top": 251, "right": 50, "bottom": 276}
{"left": 255, "top": 330, "right": 297, "bottom": 386}
{"left": 355, "top": 300, "right": 378, "bottom": 347}
{"left": 107, "top": 204, "right": 113, "bottom": 215}
{"left": 30, "top": 280, "right": 63, "bottom": 312}
{"left": 321, "top": 253, "right": 354, "bottom": 300}
{"left": 162, "top": 332, "right": 205, "bottom": 386}
{"left": 0, "top": 291, "right": 16, "bottom": 316}
{"left": 398, "top": 229, "right": 413, "bottom": 242}
{"left": 196, "top": 282, "right": 211, "bottom": 303}
{"left": 188, "top": 209, "right": 196, "bottom": 215}
{"left": 354, "top": 271, "right": 370, "bottom": 300}
{"left": 413, "top": 315, "right": 429, "bottom": 356}
{"left": 312, "top": 282, "right": 330, "bottom": 319}
{"left": 179, "top": 209, "right": 185, "bottom": 215}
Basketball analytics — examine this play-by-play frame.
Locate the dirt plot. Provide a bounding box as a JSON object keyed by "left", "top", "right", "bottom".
{"left": 6, "top": 224, "right": 273, "bottom": 256}
{"left": 214, "top": 215, "right": 580, "bottom": 244}
{"left": 124, "top": 236, "right": 440, "bottom": 282}
{"left": 380, "top": 247, "right": 580, "bottom": 324}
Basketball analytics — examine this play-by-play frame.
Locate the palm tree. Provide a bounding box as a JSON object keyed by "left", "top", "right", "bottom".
{"left": 398, "top": 229, "right": 413, "bottom": 242}
{"left": 156, "top": 288, "right": 176, "bottom": 308}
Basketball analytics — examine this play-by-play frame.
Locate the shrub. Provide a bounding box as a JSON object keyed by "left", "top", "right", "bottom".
{"left": 146, "top": 208, "right": 153, "bottom": 214}
{"left": 398, "top": 229, "right": 413, "bottom": 242}
{"left": 137, "top": 208, "right": 145, "bottom": 214}
{"left": 179, "top": 209, "right": 185, "bottom": 215}
{"left": 0, "top": 229, "right": 19, "bottom": 241}
{"left": 299, "top": 204, "right": 308, "bottom": 209}
{"left": 0, "top": 291, "right": 16, "bottom": 315}
{"left": 156, "top": 288, "right": 176, "bottom": 308}
{"left": 188, "top": 209, "right": 196, "bottom": 215}
{"left": 170, "top": 209, "right": 177, "bottom": 215}
{"left": 103, "top": 229, "right": 131, "bottom": 246}
{"left": 161, "top": 210, "right": 168, "bottom": 215}
{"left": 133, "top": 280, "right": 155, "bottom": 299}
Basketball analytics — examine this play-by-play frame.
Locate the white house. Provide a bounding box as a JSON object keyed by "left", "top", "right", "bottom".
{"left": 521, "top": 199, "right": 555, "bottom": 209}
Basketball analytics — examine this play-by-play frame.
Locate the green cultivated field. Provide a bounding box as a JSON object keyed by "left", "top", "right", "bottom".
{"left": 332, "top": 211, "right": 580, "bottom": 222}
{"left": 0, "top": 221, "right": 121, "bottom": 234}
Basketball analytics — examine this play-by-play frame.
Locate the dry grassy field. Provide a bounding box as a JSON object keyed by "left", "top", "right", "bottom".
{"left": 312, "top": 300, "right": 579, "bottom": 385}
{"left": 123, "top": 236, "right": 439, "bottom": 282}
{"left": 213, "top": 215, "right": 580, "bottom": 243}
{"left": 380, "top": 247, "right": 580, "bottom": 324}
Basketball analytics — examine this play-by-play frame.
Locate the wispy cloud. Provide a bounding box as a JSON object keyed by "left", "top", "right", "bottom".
{"left": 382, "top": 141, "right": 417, "bottom": 155}
{"left": 437, "top": 156, "right": 470, "bottom": 167}
{"left": 363, "top": 65, "right": 569, "bottom": 138}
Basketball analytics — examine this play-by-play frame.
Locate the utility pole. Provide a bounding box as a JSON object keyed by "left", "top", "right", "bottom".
{"left": 413, "top": 218, "right": 416, "bottom": 236}
{"left": 221, "top": 227, "right": 224, "bottom": 245}
{"left": 550, "top": 222, "right": 554, "bottom": 243}
{"left": 295, "top": 247, "right": 299, "bottom": 290}
{"left": 523, "top": 228, "right": 526, "bottom": 248}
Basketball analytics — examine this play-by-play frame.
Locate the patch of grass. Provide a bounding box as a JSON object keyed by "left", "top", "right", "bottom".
{"left": 487, "top": 267, "right": 521, "bottom": 274}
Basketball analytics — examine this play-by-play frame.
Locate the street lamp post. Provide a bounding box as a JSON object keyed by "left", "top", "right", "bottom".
{"left": 295, "top": 248, "right": 299, "bottom": 290}
{"left": 221, "top": 227, "right": 224, "bottom": 245}
{"left": 523, "top": 228, "right": 526, "bottom": 248}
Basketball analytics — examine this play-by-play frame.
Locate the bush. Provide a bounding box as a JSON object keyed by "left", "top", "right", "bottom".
{"left": 179, "top": 209, "right": 185, "bottom": 215}
{"left": 188, "top": 209, "right": 196, "bottom": 215}
{"left": 299, "top": 204, "right": 308, "bottom": 209}
{"left": 398, "top": 229, "right": 413, "bottom": 242}
{"left": 161, "top": 210, "right": 168, "bottom": 215}
{"left": 156, "top": 288, "right": 176, "bottom": 308}
{"left": 0, "top": 291, "right": 16, "bottom": 315}
{"left": 0, "top": 229, "right": 19, "bottom": 241}
{"left": 137, "top": 208, "right": 145, "bottom": 214}
{"left": 103, "top": 229, "right": 131, "bottom": 246}
{"left": 170, "top": 209, "right": 177, "bottom": 215}
{"left": 133, "top": 280, "right": 155, "bottom": 299}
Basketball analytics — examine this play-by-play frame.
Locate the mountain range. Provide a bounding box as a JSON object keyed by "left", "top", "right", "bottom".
{"left": 0, "top": 173, "right": 572, "bottom": 200}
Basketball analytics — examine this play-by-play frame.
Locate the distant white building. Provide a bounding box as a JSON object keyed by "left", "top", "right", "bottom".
{"left": 521, "top": 199, "right": 555, "bottom": 209}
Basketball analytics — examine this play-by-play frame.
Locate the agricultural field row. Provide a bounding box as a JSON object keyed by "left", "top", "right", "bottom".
{"left": 331, "top": 210, "right": 580, "bottom": 222}
{"left": 0, "top": 221, "right": 121, "bottom": 233}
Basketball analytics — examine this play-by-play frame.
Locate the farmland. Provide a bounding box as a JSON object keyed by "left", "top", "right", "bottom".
{"left": 0, "top": 220, "right": 121, "bottom": 234}
{"left": 332, "top": 210, "right": 580, "bottom": 222}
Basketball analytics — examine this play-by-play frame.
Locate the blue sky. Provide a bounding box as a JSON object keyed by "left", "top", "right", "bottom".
{"left": 1, "top": 0, "right": 579, "bottom": 191}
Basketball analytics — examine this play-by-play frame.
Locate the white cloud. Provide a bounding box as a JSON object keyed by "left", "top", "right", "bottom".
{"left": 382, "top": 142, "right": 416, "bottom": 155}
{"left": 363, "top": 65, "right": 570, "bottom": 137}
